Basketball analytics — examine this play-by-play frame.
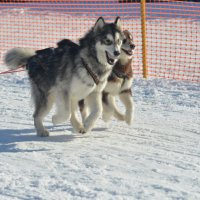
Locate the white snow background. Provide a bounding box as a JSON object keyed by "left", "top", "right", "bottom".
{"left": 0, "top": 7, "right": 200, "bottom": 200}
{"left": 0, "top": 70, "right": 200, "bottom": 200}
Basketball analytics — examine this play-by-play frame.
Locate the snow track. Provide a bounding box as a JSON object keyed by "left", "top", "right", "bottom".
{"left": 0, "top": 71, "right": 199, "bottom": 200}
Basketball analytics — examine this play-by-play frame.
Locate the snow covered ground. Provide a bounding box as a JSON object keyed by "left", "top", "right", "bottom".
{"left": 0, "top": 69, "right": 199, "bottom": 200}
{"left": 0, "top": 4, "right": 200, "bottom": 199}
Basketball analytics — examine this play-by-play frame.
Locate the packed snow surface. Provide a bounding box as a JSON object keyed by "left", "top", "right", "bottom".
{"left": 0, "top": 3, "right": 200, "bottom": 199}
{"left": 0, "top": 70, "right": 199, "bottom": 200}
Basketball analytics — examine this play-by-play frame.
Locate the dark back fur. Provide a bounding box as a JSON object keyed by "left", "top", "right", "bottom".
{"left": 27, "top": 39, "right": 79, "bottom": 92}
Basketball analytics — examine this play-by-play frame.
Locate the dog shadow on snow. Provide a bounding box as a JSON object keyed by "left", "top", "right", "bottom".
{"left": 0, "top": 125, "right": 72, "bottom": 153}
{"left": 0, "top": 124, "right": 108, "bottom": 153}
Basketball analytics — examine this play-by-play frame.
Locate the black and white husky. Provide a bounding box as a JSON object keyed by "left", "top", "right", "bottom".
{"left": 79, "top": 30, "right": 135, "bottom": 125}
{"left": 4, "top": 17, "right": 123, "bottom": 136}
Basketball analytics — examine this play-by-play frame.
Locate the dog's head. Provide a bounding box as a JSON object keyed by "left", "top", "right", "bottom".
{"left": 121, "top": 30, "right": 135, "bottom": 59}
{"left": 80, "top": 17, "right": 123, "bottom": 67}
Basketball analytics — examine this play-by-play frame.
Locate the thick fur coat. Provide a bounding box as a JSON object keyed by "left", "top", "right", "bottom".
{"left": 4, "top": 17, "right": 123, "bottom": 136}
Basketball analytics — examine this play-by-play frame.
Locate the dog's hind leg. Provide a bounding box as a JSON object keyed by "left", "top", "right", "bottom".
{"left": 119, "top": 89, "right": 134, "bottom": 125}
{"left": 33, "top": 91, "right": 54, "bottom": 137}
{"left": 71, "top": 100, "right": 85, "bottom": 133}
{"left": 52, "top": 91, "right": 71, "bottom": 125}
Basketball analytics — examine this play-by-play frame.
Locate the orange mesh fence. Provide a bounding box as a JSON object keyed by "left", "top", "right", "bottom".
{"left": 0, "top": 0, "right": 199, "bottom": 82}
{"left": 145, "top": 0, "right": 200, "bottom": 82}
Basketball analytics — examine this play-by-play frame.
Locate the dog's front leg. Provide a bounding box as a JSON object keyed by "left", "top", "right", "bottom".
{"left": 119, "top": 89, "right": 135, "bottom": 125}
{"left": 70, "top": 100, "right": 85, "bottom": 133}
{"left": 83, "top": 92, "right": 102, "bottom": 133}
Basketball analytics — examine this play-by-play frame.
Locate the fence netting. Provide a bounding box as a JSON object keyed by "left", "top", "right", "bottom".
{"left": 0, "top": 0, "right": 199, "bottom": 82}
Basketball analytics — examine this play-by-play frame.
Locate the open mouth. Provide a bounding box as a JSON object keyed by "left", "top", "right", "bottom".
{"left": 122, "top": 48, "right": 133, "bottom": 56}
{"left": 106, "top": 51, "right": 115, "bottom": 65}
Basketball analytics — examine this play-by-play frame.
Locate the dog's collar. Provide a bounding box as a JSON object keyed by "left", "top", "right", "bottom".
{"left": 81, "top": 58, "right": 99, "bottom": 85}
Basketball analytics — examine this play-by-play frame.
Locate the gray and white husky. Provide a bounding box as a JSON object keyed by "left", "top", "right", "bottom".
{"left": 79, "top": 30, "right": 135, "bottom": 125}
{"left": 4, "top": 17, "right": 123, "bottom": 136}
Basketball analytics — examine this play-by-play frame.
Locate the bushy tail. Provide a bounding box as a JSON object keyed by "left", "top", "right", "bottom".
{"left": 4, "top": 48, "right": 35, "bottom": 70}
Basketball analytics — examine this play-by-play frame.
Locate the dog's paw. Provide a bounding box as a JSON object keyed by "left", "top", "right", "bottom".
{"left": 125, "top": 114, "right": 133, "bottom": 125}
{"left": 79, "top": 128, "right": 87, "bottom": 134}
{"left": 72, "top": 126, "right": 86, "bottom": 134}
{"left": 37, "top": 129, "right": 49, "bottom": 137}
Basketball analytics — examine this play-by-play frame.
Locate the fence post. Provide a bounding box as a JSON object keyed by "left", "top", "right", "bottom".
{"left": 141, "top": 0, "right": 147, "bottom": 78}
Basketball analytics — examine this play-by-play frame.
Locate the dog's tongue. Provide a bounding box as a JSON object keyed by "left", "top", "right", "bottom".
{"left": 122, "top": 48, "right": 132, "bottom": 56}
{"left": 128, "top": 50, "right": 132, "bottom": 55}
{"left": 106, "top": 52, "right": 115, "bottom": 65}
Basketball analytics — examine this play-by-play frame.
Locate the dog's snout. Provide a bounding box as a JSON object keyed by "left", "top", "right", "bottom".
{"left": 114, "top": 51, "right": 120, "bottom": 56}
{"left": 130, "top": 44, "right": 135, "bottom": 50}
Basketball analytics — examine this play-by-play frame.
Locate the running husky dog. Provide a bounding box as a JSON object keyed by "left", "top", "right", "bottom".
{"left": 4, "top": 17, "right": 123, "bottom": 136}
{"left": 79, "top": 30, "right": 135, "bottom": 125}
{"left": 102, "top": 30, "right": 135, "bottom": 125}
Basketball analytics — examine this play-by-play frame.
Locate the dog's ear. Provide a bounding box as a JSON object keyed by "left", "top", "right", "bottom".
{"left": 114, "top": 16, "right": 122, "bottom": 30}
{"left": 94, "top": 17, "right": 105, "bottom": 32}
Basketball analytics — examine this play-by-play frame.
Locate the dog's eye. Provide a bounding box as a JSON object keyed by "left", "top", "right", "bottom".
{"left": 130, "top": 44, "right": 135, "bottom": 49}
{"left": 105, "top": 39, "right": 112, "bottom": 45}
{"left": 116, "top": 39, "right": 121, "bottom": 45}
{"left": 123, "top": 39, "right": 127, "bottom": 44}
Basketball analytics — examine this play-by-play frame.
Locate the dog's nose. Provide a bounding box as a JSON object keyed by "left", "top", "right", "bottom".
{"left": 114, "top": 51, "right": 120, "bottom": 56}
{"left": 130, "top": 44, "right": 135, "bottom": 49}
